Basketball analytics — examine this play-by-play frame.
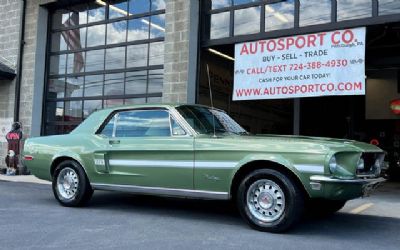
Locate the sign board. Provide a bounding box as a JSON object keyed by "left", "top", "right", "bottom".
{"left": 0, "top": 118, "right": 13, "bottom": 143}
{"left": 233, "top": 27, "right": 366, "bottom": 100}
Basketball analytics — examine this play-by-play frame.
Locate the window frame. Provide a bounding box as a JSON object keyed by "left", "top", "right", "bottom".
{"left": 97, "top": 108, "right": 191, "bottom": 138}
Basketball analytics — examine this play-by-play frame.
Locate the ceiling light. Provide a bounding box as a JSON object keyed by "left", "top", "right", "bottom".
{"left": 208, "top": 48, "right": 235, "bottom": 61}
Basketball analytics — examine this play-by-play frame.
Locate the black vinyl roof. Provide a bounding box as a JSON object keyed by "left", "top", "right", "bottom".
{"left": 0, "top": 62, "right": 16, "bottom": 80}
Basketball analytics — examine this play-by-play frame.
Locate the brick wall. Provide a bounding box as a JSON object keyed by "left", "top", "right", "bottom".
{"left": 0, "top": 0, "right": 21, "bottom": 167}
{"left": 163, "top": 0, "right": 191, "bottom": 103}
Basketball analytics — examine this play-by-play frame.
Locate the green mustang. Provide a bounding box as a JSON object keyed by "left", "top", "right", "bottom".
{"left": 23, "top": 104, "right": 385, "bottom": 232}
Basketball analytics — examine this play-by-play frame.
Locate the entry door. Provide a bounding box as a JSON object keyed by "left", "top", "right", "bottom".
{"left": 100, "top": 109, "right": 194, "bottom": 190}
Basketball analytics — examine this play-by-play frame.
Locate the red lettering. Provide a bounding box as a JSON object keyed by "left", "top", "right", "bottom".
{"left": 240, "top": 43, "right": 249, "bottom": 55}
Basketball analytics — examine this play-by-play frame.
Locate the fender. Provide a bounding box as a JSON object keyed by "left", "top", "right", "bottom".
{"left": 51, "top": 151, "right": 91, "bottom": 182}
{"left": 229, "top": 153, "right": 306, "bottom": 193}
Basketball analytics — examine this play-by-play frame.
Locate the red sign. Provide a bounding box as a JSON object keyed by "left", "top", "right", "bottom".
{"left": 390, "top": 99, "right": 400, "bottom": 115}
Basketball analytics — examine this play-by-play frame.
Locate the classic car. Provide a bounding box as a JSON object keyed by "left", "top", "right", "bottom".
{"left": 23, "top": 104, "right": 385, "bottom": 232}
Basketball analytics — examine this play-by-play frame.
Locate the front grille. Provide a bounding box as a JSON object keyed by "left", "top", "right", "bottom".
{"left": 357, "top": 153, "right": 385, "bottom": 177}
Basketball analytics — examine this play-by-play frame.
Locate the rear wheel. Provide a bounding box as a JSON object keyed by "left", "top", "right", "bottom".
{"left": 236, "top": 169, "right": 305, "bottom": 233}
{"left": 52, "top": 160, "right": 93, "bottom": 207}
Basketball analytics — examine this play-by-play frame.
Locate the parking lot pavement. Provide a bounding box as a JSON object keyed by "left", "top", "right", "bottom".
{"left": 0, "top": 179, "right": 399, "bottom": 250}
{"left": 341, "top": 181, "right": 400, "bottom": 219}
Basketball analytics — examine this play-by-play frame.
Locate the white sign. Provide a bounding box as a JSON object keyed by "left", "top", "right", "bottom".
{"left": 233, "top": 27, "right": 366, "bottom": 100}
{"left": 0, "top": 118, "right": 13, "bottom": 143}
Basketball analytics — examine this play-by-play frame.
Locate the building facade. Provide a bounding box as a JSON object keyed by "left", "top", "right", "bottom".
{"left": 0, "top": 0, "right": 400, "bottom": 170}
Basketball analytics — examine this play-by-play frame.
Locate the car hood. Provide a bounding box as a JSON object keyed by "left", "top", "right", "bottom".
{"left": 247, "top": 134, "right": 383, "bottom": 153}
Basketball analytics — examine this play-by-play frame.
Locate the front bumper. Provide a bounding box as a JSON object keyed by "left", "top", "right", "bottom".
{"left": 309, "top": 176, "right": 386, "bottom": 200}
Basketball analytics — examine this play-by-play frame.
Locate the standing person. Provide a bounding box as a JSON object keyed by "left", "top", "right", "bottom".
{"left": 5, "top": 122, "right": 23, "bottom": 176}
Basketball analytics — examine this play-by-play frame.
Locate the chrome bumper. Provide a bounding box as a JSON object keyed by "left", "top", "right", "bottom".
{"left": 310, "top": 176, "right": 386, "bottom": 196}
{"left": 310, "top": 176, "right": 386, "bottom": 185}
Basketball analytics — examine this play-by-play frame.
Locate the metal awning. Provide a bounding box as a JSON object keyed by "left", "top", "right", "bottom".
{"left": 0, "top": 62, "right": 16, "bottom": 80}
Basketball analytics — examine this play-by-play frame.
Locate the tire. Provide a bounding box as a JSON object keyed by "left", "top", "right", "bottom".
{"left": 52, "top": 160, "right": 93, "bottom": 207}
{"left": 236, "top": 169, "right": 305, "bottom": 233}
{"left": 306, "top": 199, "right": 346, "bottom": 217}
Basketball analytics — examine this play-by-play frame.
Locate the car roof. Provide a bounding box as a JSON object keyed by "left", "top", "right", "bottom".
{"left": 101, "top": 103, "right": 211, "bottom": 112}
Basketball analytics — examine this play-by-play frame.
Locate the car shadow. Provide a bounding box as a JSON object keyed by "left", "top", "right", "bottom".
{"left": 86, "top": 191, "right": 400, "bottom": 237}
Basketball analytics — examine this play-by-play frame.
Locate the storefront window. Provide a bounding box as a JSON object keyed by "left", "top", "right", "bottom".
{"left": 265, "top": 0, "right": 294, "bottom": 31}
{"left": 210, "top": 12, "right": 230, "bottom": 39}
{"left": 45, "top": 1, "right": 165, "bottom": 135}
{"left": 211, "top": 0, "right": 231, "bottom": 9}
{"left": 337, "top": 0, "right": 371, "bottom": 21}
{"left": 379, "top": 0, "right": 400, "bottom": 15}
{"left": 234, "top": 6, "right": 261, "bottom": 36}
{"left": 300, "top": 0, "right": 331, "bottom": 27}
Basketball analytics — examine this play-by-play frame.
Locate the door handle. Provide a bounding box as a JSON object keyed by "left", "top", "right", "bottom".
{"left": 109, "top": 140, "right": 120, "bottom": 145}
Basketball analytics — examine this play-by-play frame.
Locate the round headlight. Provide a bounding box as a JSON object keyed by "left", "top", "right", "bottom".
{"left": 329, "top": 156, "right": 337, "bottom": 173}
{"left": 357, "top": 157, "right": 364, "bottom": 170}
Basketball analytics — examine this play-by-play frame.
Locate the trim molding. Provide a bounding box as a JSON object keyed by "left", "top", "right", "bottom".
{"left": 92, "top": 183, "right": 230, "bottom": 200}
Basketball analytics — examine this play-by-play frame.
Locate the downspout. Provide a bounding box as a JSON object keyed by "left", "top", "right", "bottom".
{"left": 14, "top": 0, "right": 27, "bottom": 122}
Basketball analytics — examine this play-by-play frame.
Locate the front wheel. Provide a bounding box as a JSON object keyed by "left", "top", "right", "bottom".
{"left": 236, "top": 169, "right": 305, "bottom": 233}
{"left": 52, "top": 160, "right": 93, "bottom": 207}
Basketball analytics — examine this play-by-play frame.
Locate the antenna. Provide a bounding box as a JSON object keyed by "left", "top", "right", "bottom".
{"left": 206, "top": 64, "right": 217, "bottom": 138}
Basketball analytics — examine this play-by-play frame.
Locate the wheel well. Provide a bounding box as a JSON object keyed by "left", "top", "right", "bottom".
{"left": 50, "top": 157, "right": 79, "bottom": 178}
{"left": 230, "top": 160, "right": 309, "bottom": 200}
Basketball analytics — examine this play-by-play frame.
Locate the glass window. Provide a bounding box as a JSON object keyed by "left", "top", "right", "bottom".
{"left": 171, "top": 117, "right": 186, "bottom": 136}
{"left": 128, "top": 17, "right": 150, "bottom": 41}
{"left": 67, "top": 52, "right": 85, "bottom": 74}
{"left": 64, "top": 28, "right": 87, "bottom": 51}
{"left": 52, "top": 9, "right": 71, "bottom": 30}
{"left": 107, "top": 21, "right": 127, "bottom": 44}
{"left": 100, "top": 115, "right": 115, "bottom": 137}
{"left": 51, "top": 32, "right": 68, "bottom": 52}
{"left": 84, "top": 74, "right": 104, "bottom": 97}
{"left": 49, "top": 55, "right": 66, "bottom": 75}
{"left": 46, "top": 102, "right": 64, "bottom": 122}
{"left": 211, "top": 0, "right": 231, "bottom": 9}
{"left": 129, "top": 0, "right": 150, "bottom": 15}
{"left": 338, "top": 0, "right": 371, "bottom": 21}
{"left": 104, "top": 99, "right": 124, "bottom": 108}
{"left": 265, "top": 1, "right": 294, "bottom": 31}
{"left": 85, "top": 49, "right": 105, "bottom": 72}
{"left": 88, "top": 3, "right": 106, "bottom": 23}
{"left": 151, "top": 0, "right": 166, "bottom": 11}
{"left": 87, "top": 24, "right": 106, "bottom": 47}
{"left": 148, "top": 69, "right": 163, "bottom": 94}
{"left": 300, "top": 0, "right": 331, "bottom": 27}
{"left": 45, "top": 2, "right": 165, "bottom": 136}
{"left": 234, "top": 7, "right": 261, "bottom": 36}
{"left": 48, "top": 78, "right": 65, "bottom": 99}
{"left": 210, "top": 12, "right": 230, "bottom": 39}
{"left": 105, "top": 73, "right": 124, "bottom": 96}
{"left": 70, "top": 4, "right": 88, "bottom": 25}
{"left": 380, "top": 0, "right": 400, "bottom": 15}
{"left": 125, "top": 98, "right": 146, "bottom": 104}
{"left": 84, "top": 100, "right": 102, "bottom": 118}
{"left": 125, "top": 70, "right": 147, "bottom": 95}
{"left": 65, "top": 101, "right": 83, "bottom": 122}
{"left": 233, "top": 0, "right": 256, "bottom": 5}
{"left": 115, "top": 110, "right": 171, "bottom": 137}
{"left": 66, "top": 77, "right": 84, "bottom": 98}
{"left": 150, "top": 14, "right": 165, "bottom": 38}
{"left": 105, "top": 47, "right": 126, "bottom": 70}
{"left": 149, "top": 42, "right": 164, "bottom": 65}
{"left": 127, "top": 44, "right": 148, "bottom": 68}
{"left": 109, "top": 0, "right": 129, "bottom": 19}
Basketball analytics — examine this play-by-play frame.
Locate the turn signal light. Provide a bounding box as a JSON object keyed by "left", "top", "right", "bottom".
{"left": 23, "top": 155, "right": 34, "bottom": 161}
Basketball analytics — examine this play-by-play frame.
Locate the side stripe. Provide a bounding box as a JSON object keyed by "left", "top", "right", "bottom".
{"left": 108, "top": 160, "right": 237, "bottom": 169}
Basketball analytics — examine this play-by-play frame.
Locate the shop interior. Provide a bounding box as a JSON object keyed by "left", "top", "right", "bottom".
{"left": 199, "top": 24, "right": 400, "bottom": 178}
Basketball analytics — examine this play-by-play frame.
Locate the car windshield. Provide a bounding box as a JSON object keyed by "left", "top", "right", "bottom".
{"left": 176, "top": 105, "right": 248, "bottom": 135}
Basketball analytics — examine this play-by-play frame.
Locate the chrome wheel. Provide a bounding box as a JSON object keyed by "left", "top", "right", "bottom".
{"left": 246, "top": 179, "right": 285, "bottom": 223}
{"left": 56, "top": 167, "right": 79, "bottom": 200}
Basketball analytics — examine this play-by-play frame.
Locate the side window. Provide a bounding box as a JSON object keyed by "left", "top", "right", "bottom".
{"left": 115, "top": 110, "right": 171, "bottom": 137}
{"left": 100, "top": 115, "right": 116, "bottom": 137}
{"left": 170, "top": 116, "right": 187, "bottom": 136}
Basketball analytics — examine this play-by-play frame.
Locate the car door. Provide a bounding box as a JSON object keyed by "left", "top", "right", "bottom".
{"left": 97, "top": 108, "right": 194, "bottom": 190}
